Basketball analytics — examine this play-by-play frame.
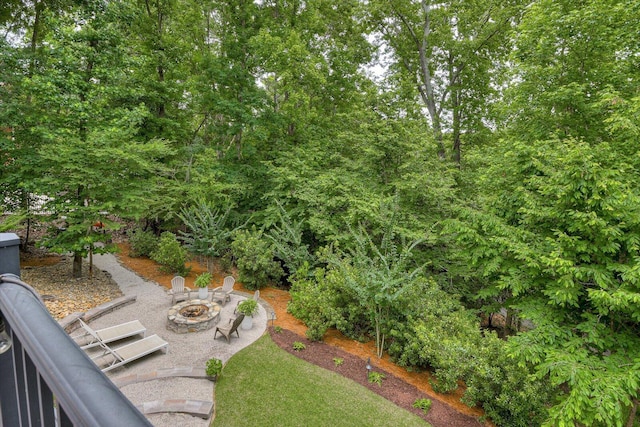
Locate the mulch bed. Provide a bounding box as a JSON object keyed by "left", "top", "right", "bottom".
{"left": 269, "top": 327, "right": 483, "bottom": 427}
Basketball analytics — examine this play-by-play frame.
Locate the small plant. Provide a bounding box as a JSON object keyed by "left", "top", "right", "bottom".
{"left": 194, "top": 272, "right": 213, "bottom": 289}
{"left": 237, "top": 298, "right": 259, "bottom": 316}
{"left": 292, "top": 341, "right": 306, "bottom": 351}
{"left": 412, "top": 398, "right": 432, "bottom": 414}
{"left": 367, "top": 371, "right": 385, "bottom": 386}
{"left": 274, "top": 325, "right": 282, "bottom": 333}
{"left": 333, "top": 357, "right": 344, "bottom": 367}
{"left": 205, "top": 357, "right": 223, "bottom": 379}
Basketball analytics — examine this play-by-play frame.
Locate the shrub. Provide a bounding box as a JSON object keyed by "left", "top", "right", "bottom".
{"left": 151, "top": 232, "right": 190, "bottom": 276}
{"left": 206, "top": 357, "right": 223, "bottom": 378}
{"left": 288, "top": 263, "right": 349, "bottom": 342}
{"left": 292, "top": 341, "right": 306, "bottom": 351}
{"left": 127, "top": 228, "right": 158, "bottom": 258}
{"left": 266, "top": 201, "right": 316, "bottom": 276}
{"left": 333, "top": 357, "right": 344, "bottom": 367}
{"left": 412, "top": 398, "right": 432, "bottom": 414}
{"left": 178, "top": 201, "right": 241, "bottom": 259}
{"left": 231, "top": 228, "right": 283, "bottom": 290}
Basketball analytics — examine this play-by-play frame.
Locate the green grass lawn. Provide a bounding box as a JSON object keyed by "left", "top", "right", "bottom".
{"left": 211, "top": 334, "right": 430, "bottom": 427}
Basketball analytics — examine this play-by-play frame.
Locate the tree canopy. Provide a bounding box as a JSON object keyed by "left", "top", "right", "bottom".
{"left": 1, "top": 0, "right": 639, "bottom": 424}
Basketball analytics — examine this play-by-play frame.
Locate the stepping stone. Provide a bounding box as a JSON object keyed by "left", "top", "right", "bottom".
{"left": 136, "top": 399, "right": 213, "bottom": 419}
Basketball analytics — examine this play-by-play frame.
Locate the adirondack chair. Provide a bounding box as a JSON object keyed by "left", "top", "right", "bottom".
{"left": 211, "top": 276, "right": 235, "bottom": 306}
{"left": 169, "top": 276, "right": 190, "bottom": 305}
{"left": 214, "top": 314, "right": 244, "bottom": 343}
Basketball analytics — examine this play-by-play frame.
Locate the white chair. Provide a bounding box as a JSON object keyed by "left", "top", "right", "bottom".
{"left": 169, "top": 276, "right": 190, "bottom": 305}
{"left": 211, "top": 276, "right": 235, "bottom": 306}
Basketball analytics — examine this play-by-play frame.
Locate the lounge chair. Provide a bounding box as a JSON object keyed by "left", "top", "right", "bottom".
{"left": 169, "top": 276, "right": 190, "bottom": 305}
{"left": 72, "top": 319, "right": 146, "bottom": 350}
{"left": 94, "top": 334, "right": 169, "bottom": 372}
{"left": 211, "top": 276, "right": 235, "bottom": 306}
{"left": 214, "top": 314, "right": 244, "bottom": 343}
{"left": 234, "top": 290, "right": 260, "bottom": 315}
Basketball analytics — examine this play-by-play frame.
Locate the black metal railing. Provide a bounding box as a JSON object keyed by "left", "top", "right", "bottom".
{"left": 0, "top": 233, "right": 151, "bottom": 426}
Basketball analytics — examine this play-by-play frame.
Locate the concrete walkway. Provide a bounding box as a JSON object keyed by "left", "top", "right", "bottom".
{"left": 85, "top": 252, "right": 267, "bottom": 426}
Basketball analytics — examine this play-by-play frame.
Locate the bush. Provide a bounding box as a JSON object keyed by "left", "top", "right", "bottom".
{"left": 230, "top": 228, "right": 283, "bottom": 290}
{"left": 127, "top": 228, "right": 158, "bottom": 258}
{"left": 266, "top": 201, "right": 316, "bottom": 276}
{"left": 288, "top": 264, "right": 346, "bottom": 341}
{"left": 206, "top": 357, "right": 223, "bottom": 378}
{"left": 385, "top": 280, "right": 550, "bottom": 426}
{"left": 151, "top": 232, "right": 190, "bottom": 276}
{"left": 178, "top": 201, "right": 240, "bottom": 259}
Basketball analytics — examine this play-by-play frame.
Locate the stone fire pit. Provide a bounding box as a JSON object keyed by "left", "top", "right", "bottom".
{"left": 167, "top": 299, "right": 221, "bottom": 333}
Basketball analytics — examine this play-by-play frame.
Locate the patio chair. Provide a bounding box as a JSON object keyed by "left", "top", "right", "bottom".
{"left": 169, "top": 276, "right": 191, "bottom": 305}
{"left": 211, "top": 275, "right": 235, "bottom": 306}
{"left": 72, "top": 319, "right": 146, "bottom": 350}
{"left": 94, "top": 334, "right": 169, "bottom": 372}
{"left": 214, "top": 314, "right": 244, "bottom": 343}
{"left": 234, "top": 290, "right": 260, "bottom": 315}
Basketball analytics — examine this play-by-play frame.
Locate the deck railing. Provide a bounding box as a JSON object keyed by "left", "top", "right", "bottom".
{"left": 0, "top": 233, "right": 151, "bottom": 426}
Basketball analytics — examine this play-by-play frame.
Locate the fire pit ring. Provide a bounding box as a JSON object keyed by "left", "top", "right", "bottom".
{"left": 167, "top": 299, "right": 221, "bottom": 333}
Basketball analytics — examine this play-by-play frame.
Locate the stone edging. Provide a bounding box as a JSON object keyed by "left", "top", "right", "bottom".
{"left": 59, "top": 295, "right": 137, "bottom": 332}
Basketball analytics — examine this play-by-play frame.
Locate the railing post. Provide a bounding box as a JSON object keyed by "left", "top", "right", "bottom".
{"left": 0, "top": 233, "right": 21, "bottom": 278}
{"left": 0, "top": 233, "right": 21, "bottom": 425}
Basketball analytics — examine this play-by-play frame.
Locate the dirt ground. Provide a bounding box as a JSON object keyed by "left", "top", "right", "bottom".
{"left": 112, "top": 243, "right": 487, "bottom": 427}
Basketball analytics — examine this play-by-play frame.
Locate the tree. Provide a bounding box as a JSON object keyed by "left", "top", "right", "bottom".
{"left": 21, "top": 2, "right": 171, "bottom": 277}
{"left": 327, "top": 208, "right": 425, "bottom": 358}
{"left": 367, "top": 0, "right": 525, "bottom": 163}
{"left": 450, "top": 138, "right": 640, "bottom": 426}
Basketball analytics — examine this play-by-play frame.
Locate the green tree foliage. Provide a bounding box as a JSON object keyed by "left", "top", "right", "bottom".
{"left": 387, "top": 278, "right": 551, "bottom": 426}
{"left": 2, "top": 1, "right": 172, "bottom": 276}
{"left": 265, "top": 201, "right": 315, "bottom": 276}
{"left": 178, "top": 200, "right": 242, "bottom": 266}
{"left": 503, "top": 0, "right": 639, "bottom": 145}
{"left": 322, "top": 210, "right": 425, "bottom": 358}
{"left": 367, "top": 0, "right": 526, "bottom": 162}
{"left": 451, "top": 139, "right": 640, "bottom": 426}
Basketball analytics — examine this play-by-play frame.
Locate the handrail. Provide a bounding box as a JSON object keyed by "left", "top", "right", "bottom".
{"left": 0, "top": 274, "right": 152, "bottom": 426}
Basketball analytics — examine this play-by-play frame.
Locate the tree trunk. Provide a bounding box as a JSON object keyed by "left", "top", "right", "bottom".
{"left": 73, "top": 253, "right": 83, "bottom": 278}
{"left": 416, "top": 1, "right": 445, "bottom": 159}
{"left": 626, "top": 398, "right": 639, "bottom": 427}
{"left": 88, "top": 245, "right": 93, "bottom": 279}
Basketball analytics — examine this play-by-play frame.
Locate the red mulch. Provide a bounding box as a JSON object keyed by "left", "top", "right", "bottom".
{"left": 269, "top": 327, "right": 483, "bottom": 427}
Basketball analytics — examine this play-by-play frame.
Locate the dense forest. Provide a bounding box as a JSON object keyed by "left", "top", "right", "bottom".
{"left": 2, "top": 0, "right": 639, "bottom": 425}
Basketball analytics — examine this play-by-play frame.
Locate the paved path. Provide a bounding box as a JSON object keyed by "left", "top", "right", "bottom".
{"left": 86, "top": 252, "right": 267, "bottom": 426}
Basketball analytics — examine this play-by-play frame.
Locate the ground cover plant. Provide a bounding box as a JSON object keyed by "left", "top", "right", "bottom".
{"left": 212, "top": 335, "right": 431, "bottom": 427}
